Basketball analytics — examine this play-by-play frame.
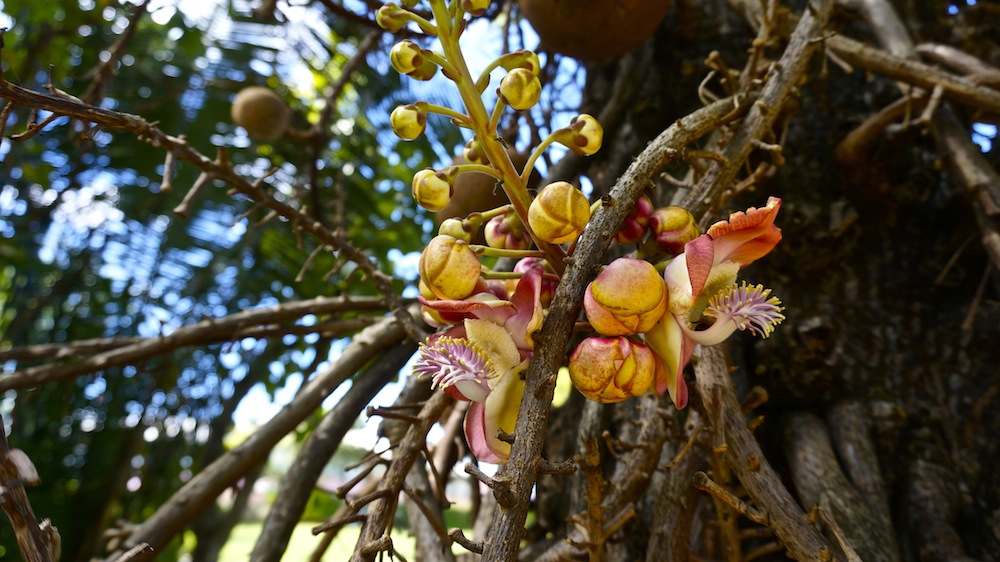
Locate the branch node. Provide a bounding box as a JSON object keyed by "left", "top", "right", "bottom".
{"left": 449, "top": 528, "right": 484, "bottom": 554}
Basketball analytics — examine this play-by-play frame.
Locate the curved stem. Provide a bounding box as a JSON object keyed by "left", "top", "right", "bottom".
{"left": 428, "top": 0, "right": 566, "bottom": 275}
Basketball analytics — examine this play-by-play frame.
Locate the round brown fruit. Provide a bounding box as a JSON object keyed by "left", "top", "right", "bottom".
{"left": 436, "top": 148, "right": 540, "bottom": 244}
{"left": 519, "top": 0, "right": 671, "bottom": 62}
{"left": 231, "top": 87, "right": 291, "bottom": 141}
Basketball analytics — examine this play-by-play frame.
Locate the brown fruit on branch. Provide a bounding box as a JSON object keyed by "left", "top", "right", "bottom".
{"left": 519, "top": 0, "right": 671, "bottom": 62}
{"left": 230, "top": 87, "right": 291, "bottom": 141}
{"left": 436, "top": 148, "right": 540, "bottom": 244}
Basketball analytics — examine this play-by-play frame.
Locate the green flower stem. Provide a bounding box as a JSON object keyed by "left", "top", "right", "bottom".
{"left": 405, "top": 12, "right": 438, "bottom": 35}
{"left": 449, "top": 163, "right": 503, "bottom": 180}
{"left": 469, "top": 246, "right": 547, "bottom": 259}
{"left": 428, "top": 0, "right": 566, "bottom": 275}
{"left": 521, "top": 134, "right": 556, "bottom": 184}
{"left": 481, "top": 271, "right": 526, "bottom": 280}
{"left": 420, "top": 102, "right": 470, "bottom": 126}
{"left": 487, "top": 96, "right": 505, "bottom": 136}
{"left": 469, "top": 204, "right": 513, "bottom": 222}
{"left": 420, "top": 51, "right": 460, "bottom": 79}
{"left": 589, "top": 200, "right": 603, "bottom": 215}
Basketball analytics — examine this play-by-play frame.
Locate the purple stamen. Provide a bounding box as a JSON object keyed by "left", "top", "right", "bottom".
{"left": 704, "top": 282, "right": 785, "bottom": 338}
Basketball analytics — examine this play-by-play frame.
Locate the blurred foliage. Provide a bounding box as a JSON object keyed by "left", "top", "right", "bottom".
{"left": 0, "top": 0, "right": 457, "bottom": 558}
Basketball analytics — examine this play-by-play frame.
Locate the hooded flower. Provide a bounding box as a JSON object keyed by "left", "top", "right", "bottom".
{"left": 645, "top": 197, "right": 785, "bottom": 409}
{"left": 414, "top": 270, "right": 543, "bottom": 463}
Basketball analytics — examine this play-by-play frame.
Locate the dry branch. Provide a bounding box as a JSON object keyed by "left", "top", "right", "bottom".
{"left": 103, "top": 307, "right": 420, "bottom": 561}
{"left": 0, "top": 296, "right": 391, "bottom": 390}
{"left": 249, "top": 339, "right": 417, "bottom": 562}
{"left": 0, "top": 55, "right": 424, "bottom": 341}
{"left": 694, "top": 346, "right": 838, "bottom": 562}
{"left": 0, "top": 413, "right": 57, "bottom": 562}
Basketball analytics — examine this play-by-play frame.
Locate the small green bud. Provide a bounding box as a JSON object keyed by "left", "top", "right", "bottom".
{"left": 499, "top": 68, "right": 541, "bottom": 111}
{"left": 412, "top": 167, "right": 456, "bottom": 212}
{"left": 400, "top": 0, "right": 419, "bottom": 7}
{"left": 390, "top": 103, "right": 426, "bottom": 140}
{"left": 376, "top": 3, "right": 409, "bottom": 32}
{"left": 553, "top": 113, "right": 603, "bottom": 156}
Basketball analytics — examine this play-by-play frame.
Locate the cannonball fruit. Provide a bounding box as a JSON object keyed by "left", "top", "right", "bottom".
{"left": 231, "top": 87, "right": 291, "bottom": 141}
{"left": 519, "top": 0, "right": 671, "bottom": 62}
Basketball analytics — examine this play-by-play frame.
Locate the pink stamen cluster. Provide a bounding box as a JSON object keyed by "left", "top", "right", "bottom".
{"left": 413, "top": 336, "right": 493, "bottom": 392}
{"left": 704, "top": 282, "right": 785, "bottom": 338}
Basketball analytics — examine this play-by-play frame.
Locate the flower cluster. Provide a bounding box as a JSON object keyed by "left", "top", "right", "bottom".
{"left": 379, "top": 0, "right": 786, "bottom": 463}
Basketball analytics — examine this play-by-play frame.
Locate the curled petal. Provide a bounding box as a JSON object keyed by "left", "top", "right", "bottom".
{"left": 418, "top": 292, "right": 516, "bottom": 327}
{"left": 505, "top": 269, "right": 543, "bottom": 350}
{"left": 644, "top": 313, "right": 691, "bottom": 409}
{"left": 663, "top": 235, "right": 714, "bottom": 315}
{"left": 707, "top": 197, "right": 782, "bottom": 267}
{"left": 467, "top": 361, "right": 527, "bottom": 464}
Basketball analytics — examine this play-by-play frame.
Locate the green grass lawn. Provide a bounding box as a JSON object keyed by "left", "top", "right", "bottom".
{"left": 219, "top": 522, "right": 416, "bottom": 561}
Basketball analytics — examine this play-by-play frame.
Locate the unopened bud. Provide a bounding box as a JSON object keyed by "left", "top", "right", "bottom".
{"left": 615, "top": 194, "right": 653, "bottom": 245}
{"left": 390, "top": 103, "right": 426, "bottom": 140}
{"left": 569, "top": 337, "right": 655, "bottom": 403}
{"left": 499, "top": 68, "right": 541, "bottom": 111}
{"left": 419, "top": 235, "right": 481, "bottom": 300}
{"left": 461, "top": 0, "right": 490, "bottom": 16}
{"left": 412, "top": 168, "right": 456, "bottom": 212}
{"left": 463, "top": 138, "right": 487, "bottom": 164}
{"left": 527, "top": 181, "right": 590, "bottom": 244}
{"left": 376, "top": 3, "right": 408, "bottom": 32}
{"left": 553, "top": 114, "right": 602, "bottom": 156}
{"left": 484, "top": 213, "right": 532, "bottom": 250}
{"left": 650, "top": 206, "right": 700, "bottom": 255}
{"left": 498, "top": 50, "right": 540, "bottom": 75}
{"left": 584, "top": 257, "right": 667, "bottom": 336}
{"left": 439, "top": 218, "right": 472, "bottom": 242}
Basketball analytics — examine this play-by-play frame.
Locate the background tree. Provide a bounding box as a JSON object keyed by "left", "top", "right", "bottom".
{"left": 0, "top": 0, "right": 998, "bottom": 561}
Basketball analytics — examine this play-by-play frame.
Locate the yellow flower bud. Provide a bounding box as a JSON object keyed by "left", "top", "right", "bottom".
{"left": 499, "top": 68, "right": 542, "bottom": 111}
{"left": 419, "top": 235, "right": 482, "bottom": 300}
{"left": 438, "top": 218, "right": 471, "bottom": 242}
{"left": 390, "top": 41, "right": 423, "bottom": 74}
{"left": 650, "top": 206, "right": 700, "bottom": 255}
{"left": 376, "top": 3, "right": 408, "bottom": 32}
{"left": 553, "top": 114, "right": 603, "bottom": 156}
{"left": 498, "top": 50, "right": 541, "bottom": 75}
{"left": 569, "top": 337, "right": 655, "bottom": 403}
{"left": 390, "top": 103, "right": 426, "bottom": 140}
{"left": 527, "top": 181, "right": 590, "bottom": 244}
{"left": 584, "top": 257, "right": 667, "bottom": 336}
{"left": 463, "top": 138, "right": 487, "bottom": 164}
{"left": 413, "top": 168, "right": 455, "bottom": 212}
{"left": 461, "top": 0, "right": 491, "bottom": 16}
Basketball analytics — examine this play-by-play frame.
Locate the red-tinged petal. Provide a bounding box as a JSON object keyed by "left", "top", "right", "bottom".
{"left": 645, "top": 313, "right": 691, "bottom": 409}
{"left": 418, "top": 293, "right": 516, "bottom": 326}
{"left": 707, "top": 197, "right": 782, "bottom": 267}
{"left": 684, "top": 235, "right": 715, "bottom": 299}
{"left": 505, "top": 270, "right": 543, "bottom": 349}
{"left": 465, "top": 401, "right": 505, "bottom": 464}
